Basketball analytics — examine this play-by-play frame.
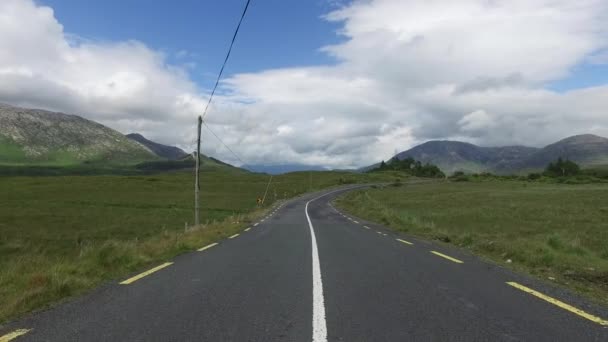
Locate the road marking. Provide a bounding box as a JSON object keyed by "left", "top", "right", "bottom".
{"left": 120, "top": 262, "right": 173, "bottom": 285}
{"left": 229, "top": 233, "right": 240, "bottom": 239}
{"left": 397, "top": 238, "right": 413, "bottom": 245}
{"left": 305, "top": 188, "right": 365, "bottom": 342}
{"left": 353, "top": 220, "right": 359, "bottom": 224}
{"left": 244, "top": 227, "right": 251, "bottom": 232}
{"left": 0, "top": 329, "right": 31, "bottom": 342}
{"left": 304, "top": 185, "right": 367, "bottom": 342}
{"left": 376, "top": 231, "right": 382, "bottom": 235}
{"left": 363, "top": 226, "right": 371, "bottom": 229}
{"left": 254, "top": 223, "right": 259, "bottom": 226}
{"left": 507, "top": 282, "right": 608, "bottom": 326}
{"left": 197, "top": 242, "right": 218, "bottom": 252}
{"left": 431, "top": 251, "right": 464, "bottom": 264}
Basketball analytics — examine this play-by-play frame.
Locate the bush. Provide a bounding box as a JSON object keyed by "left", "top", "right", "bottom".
{"left": 449, "top": 171, "right": 469, "bottom": 182}
{"left": 338, "top": 177, "right": 355, "bottom": 185}
{"left": 369, "top": 157, "right": 445, "bottom": 178}
{"left": 527, "top": 173, "right": 542, "bottom": 180}
{"left": 544, "top": 158, "right": 580, "bottom": 177}
{"left": 452, "top": 175, "right": 470, "bottom": 182}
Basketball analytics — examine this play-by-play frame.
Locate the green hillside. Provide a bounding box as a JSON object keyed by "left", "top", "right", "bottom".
{"left": 0, "top": 103, "right": 157, "bottom": 166}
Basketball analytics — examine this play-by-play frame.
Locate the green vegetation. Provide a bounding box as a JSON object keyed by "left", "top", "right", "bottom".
{"left": 0, "top": 137, "right": 29, "bottom": 163}
{"left": 336, "top": 180, "right": 608, "bottom": 305}
{"left": 0, "top": 168, "right": 394, "bottom": 322}
{"left": 371, "top": 157, "right": 445, "bottom": 178}
{"left": 0, "top": 139, "right": 157, "bottom": 166}
{"left": 544, "top": 157, "right": 581, "bottom": 177}
{"left": 444, "top": 162, "right": 608, "bottom": 184}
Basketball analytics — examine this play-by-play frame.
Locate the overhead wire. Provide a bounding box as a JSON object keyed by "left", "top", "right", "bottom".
{"left": 195, "top": 0, "right": 275, "bottom": 204}
{"left": 202, "top": 121, "right": 246, "bottom": 166}
{"left": 197, "top": 0, "right": 252, "bottom": 168}
{"left": 200, "top": 0, "right": 252, "bottom": 121}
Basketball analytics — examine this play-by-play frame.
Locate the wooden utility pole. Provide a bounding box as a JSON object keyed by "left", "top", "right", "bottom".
{"left": 194, "top": 116, "right": 202, "bottom": 226}
{"left": 261, "top": 175, "right": 273, "bottom": 205}
{"left": 309, "top": 172, "right": 312, "bottom": 191}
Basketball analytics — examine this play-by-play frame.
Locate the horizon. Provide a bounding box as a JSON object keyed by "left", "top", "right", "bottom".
{"left": 2, "top": 100, "right": 607, "bottom": 169}
{"left": 1, "top": 0, "right": 607, "bottom": 168}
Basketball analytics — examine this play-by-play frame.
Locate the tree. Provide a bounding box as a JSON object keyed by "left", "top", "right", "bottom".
{"left": 545, "top": 157, "right": 580, "bottom": 177}
{"left": 369, "top": 157, "right": 444, "bottom": 178}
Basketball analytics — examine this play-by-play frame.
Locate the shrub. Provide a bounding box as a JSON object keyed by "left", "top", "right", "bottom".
{"left": 369, "top": 157, "right": 445, "bottom": 178}
{"left": 449, "top": 171, "right": 469, "bottom": 182}
{"left": 544, "top": 157, "right": 580, "bottom": 177}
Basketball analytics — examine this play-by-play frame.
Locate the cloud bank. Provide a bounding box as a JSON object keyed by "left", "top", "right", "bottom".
{"left": 1, "top": 0, "right": 608, "bottom": 168}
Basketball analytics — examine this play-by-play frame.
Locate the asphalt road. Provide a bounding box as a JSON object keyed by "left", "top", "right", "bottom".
{"left": 2, "top": 185, "right": 608, "bottom": 341}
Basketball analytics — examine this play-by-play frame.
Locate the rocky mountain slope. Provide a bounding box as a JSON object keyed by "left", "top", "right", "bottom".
{"left": 394, "top": 141, "right": 539, "bottom": 174}
{"left": 515, "top": 134, "right": 608, "bottom": 170}
{"left": 0, "top": 103, "right": 157, "bottom": 165}
{"left": 126, "top": 133, "right": 187, "bottom": 160}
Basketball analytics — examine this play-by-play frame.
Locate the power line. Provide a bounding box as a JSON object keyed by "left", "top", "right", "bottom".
{"left": 200, "top": 0, "right": 252, "bottom": 121}
{"left": 202, "top": 121, "right": 246, "bottom": 166}
{"left": 194, "top": 0, "right": 254, "bottom": 225}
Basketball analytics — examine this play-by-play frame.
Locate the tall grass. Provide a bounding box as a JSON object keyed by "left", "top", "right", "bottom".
{"left": 0, "top": 169, "right": 396, "bottom": 322}
{"left": 336, "top": 181, "right": 608, "bottom": 305}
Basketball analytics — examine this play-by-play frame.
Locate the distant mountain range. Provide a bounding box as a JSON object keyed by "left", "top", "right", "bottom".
{"left": 4, "top": 103, "right": 607, "bottom": 175}
{"left": 243, "top": 164, "right": 328, "bottom": 174}
{"left": 0, "top": 103, "right": 231, "bottom": 171}
{"left": 376, "top": 134, "right": 608, "bottom": 174}
{"left": 126, "top": 133, "right": 187, "bottom": 160}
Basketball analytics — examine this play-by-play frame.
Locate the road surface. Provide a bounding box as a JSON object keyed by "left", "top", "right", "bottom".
{"left": 1, "top": 185, "right": 607, "bottom": 341}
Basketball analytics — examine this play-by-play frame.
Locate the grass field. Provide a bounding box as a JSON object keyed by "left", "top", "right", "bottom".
{"left": 336, "top": 180, "right": 608, "bottom": 306}
{"left": 0, "top": 168, "right": 396, "bottom": 322}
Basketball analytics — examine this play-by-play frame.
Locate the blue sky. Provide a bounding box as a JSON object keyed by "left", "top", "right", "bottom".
{"left": 549, "top": 61, "right": 608, "bottom": 92}
{"left": 39, "top": 0, "right": 607, "bottom": 93}
{"left": 39, "top": 0, "right": 345, "bottom": 89}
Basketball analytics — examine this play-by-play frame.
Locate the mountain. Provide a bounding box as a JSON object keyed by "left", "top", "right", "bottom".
{"left": 243, "top": 164, "right": 328, "bottom": 174}
{"left": 516, "top": 135, "right": 608, "bottom": 171}
{"left": 126, "top": 133, "right": 187, "bottom": 160}
{"left": 0, "top": 103, "right": 157, "bottom": 165}
{"left": 393, "top": 140, "right": 538, "bottom": 174}
{"left": 380, "top": 134, "right": 608, "bottom": 174}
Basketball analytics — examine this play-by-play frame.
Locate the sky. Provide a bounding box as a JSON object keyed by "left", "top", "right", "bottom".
{"left": 1, "top": 0, "right": 608, "bottom": 168}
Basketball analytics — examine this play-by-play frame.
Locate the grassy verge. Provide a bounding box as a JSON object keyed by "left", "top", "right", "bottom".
{"left": 0, "top": 169, "right": 397, "bottom": 322}
{"left": 335, "top": 179, "right": 608, "bottom": 306}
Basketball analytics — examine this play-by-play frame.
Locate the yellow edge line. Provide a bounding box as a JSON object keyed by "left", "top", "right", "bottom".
{"left": 431, "top": 251, "right": 463, "bottom": 264}
{"left": 229, "top": 233, "right": 240, "bottom": 239}
{"left": 0, "top": 329, "right": 31, "bottom": 342}
{"left": 197, "top": 242, "right": 218, "bottom": 252}
{"left": 120, "top": 262, "right": 173, "bottom": 285}
{"left": 397, "top": 238, "right": 413, "bottom": 245}
{"left": 507, "top": 282, "right": 608, "bottom": 326}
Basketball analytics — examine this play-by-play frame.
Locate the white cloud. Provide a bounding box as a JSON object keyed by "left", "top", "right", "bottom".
{"left": 1, "top": 0, "right": 608, "bottom": 168}
{"left": 0, "top": 0, "right": 201, "bottom": 148}
{"left": 459, "top": 110, "right": 494, "bottom": 133}
{"left": 276, "top": 125, "right": 294, "bottom": 136}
